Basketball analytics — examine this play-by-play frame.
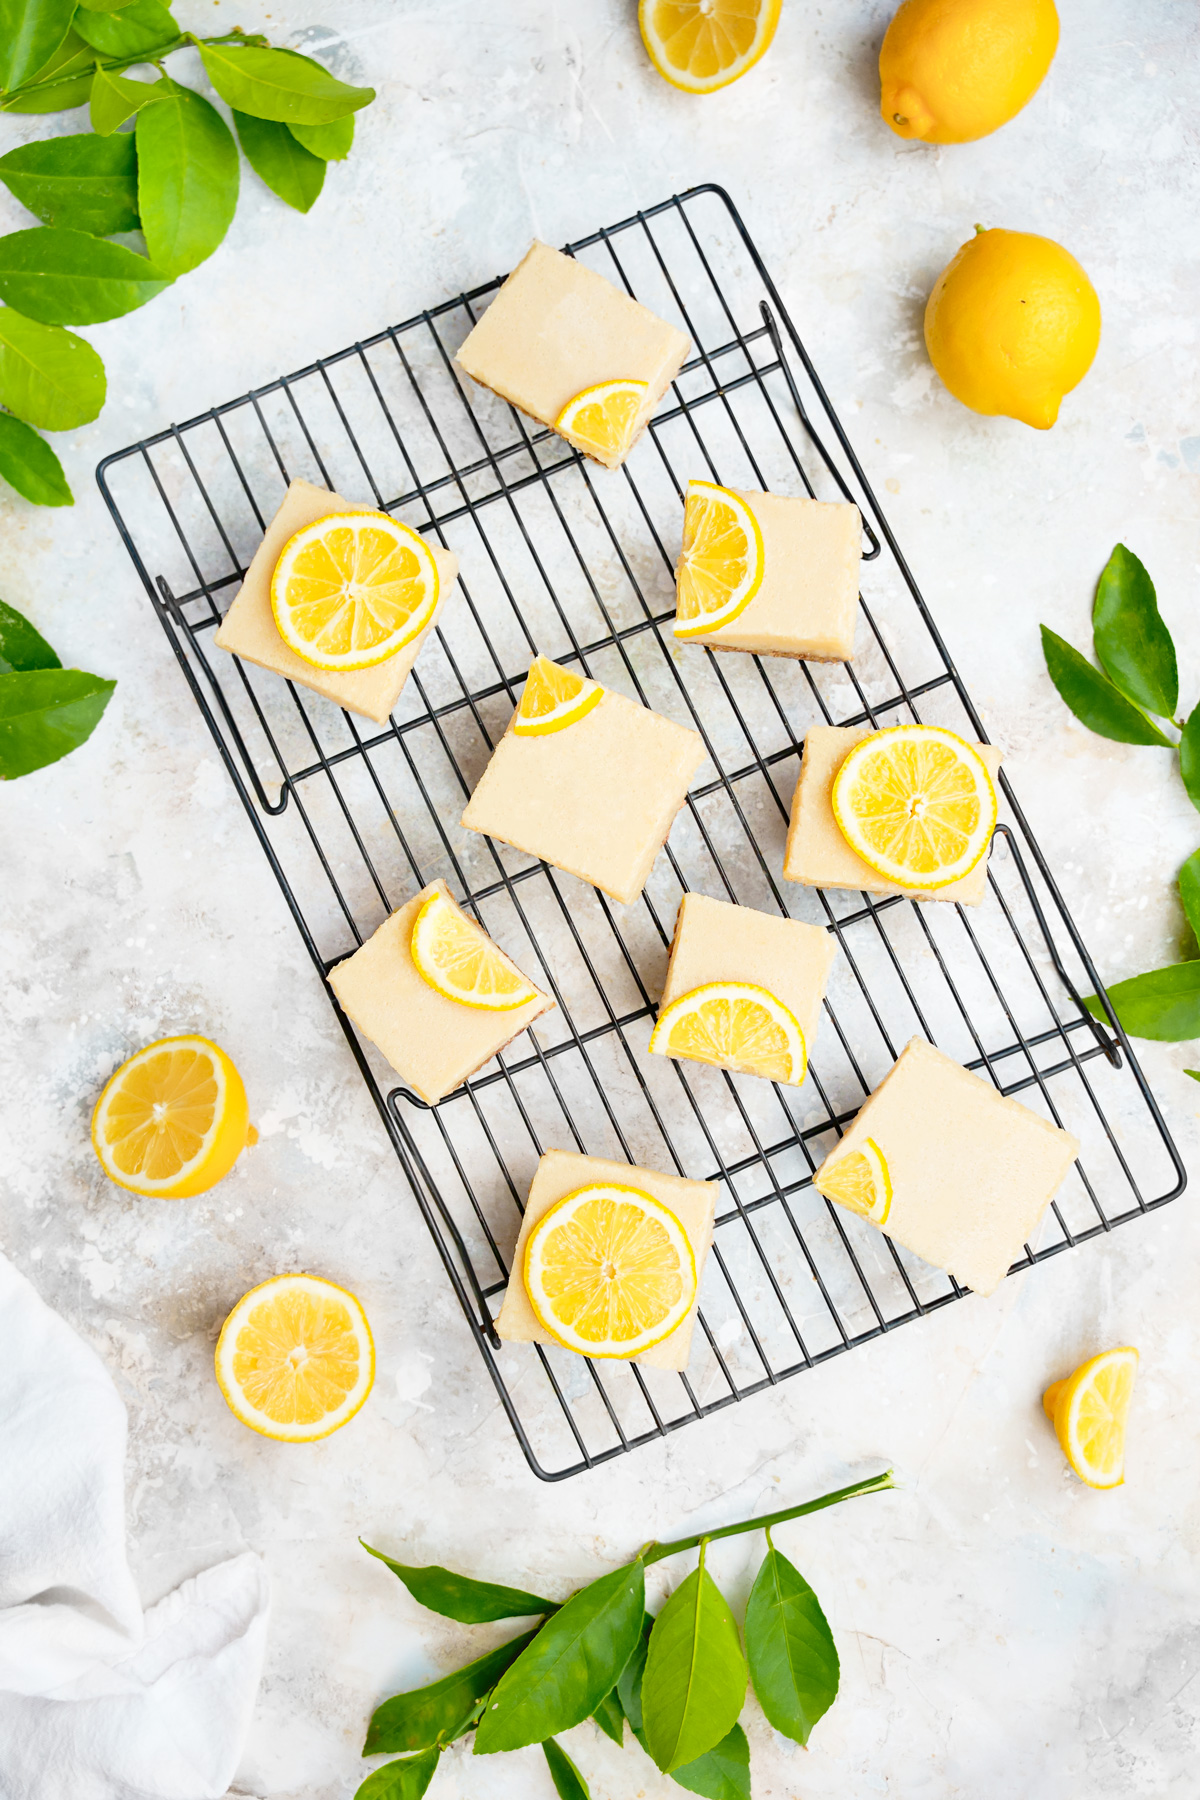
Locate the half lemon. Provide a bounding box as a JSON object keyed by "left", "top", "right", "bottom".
{"left": 639, "top": 0, "right": 782, "bottom": 94}
{"left": 410, "top": 887, "right": 541, "bottom": 1011}
{"left": 831, "top": 724, "right": 997, "bottom": 890}
{"left": 649, "top": 980, "right": 806, "bottom": 1085}
{"left": 555, "top": 379, "right": 649, "bottom": 464}
{"left": 270, "top": 510, "right": 439, "bottom": 671}
{"left": 674, "top": 480, "right": 765, "bottom": 638}
{"left": 215, "top": 1272, "right": 375, "bottom": 1442}
{"left": 1043, "top": 1346, "right": 1138, "bottom": 1489}
{"left": 513, "top": 653, "right": 605, "bottom": 737}
{"left": 92, "top": 1034, "right": 255, "bottom": 1199}
{"left": 814, "top": 1135, "right": 893, "bottom": 1227}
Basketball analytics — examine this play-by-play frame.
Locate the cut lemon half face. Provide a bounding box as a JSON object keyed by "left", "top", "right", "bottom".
{"left": 215, "top": 1273, "right": 375, "bottom": 1442}
{"left": 639, "top": 0, "right": 782, "bottom": 94}
{"left": 513, "top": 653, "right": 605, "bottom": 737}
{"left": 831, "top": 724, "right": 998, "bottom": 890}
{"left": 524, "top": 1183, "right": 698, "bottom": 1359}
{"left": 813, "top": 1136, "right": 892, "bottom": 1227}
{"left": 673, "top": 480, "right": 765, "bottom": 638}
{"left": 410, "top": 887, "right": 540, "bottom": 1011}
{"left": 649, "top": 980, "right": 806, "bottom": 1085}
{"left": 270, "top": 510, "right": 439, "bottom": 671}
{"left": 91, "top": 1034, "right": 255, "bottom": 1199}
{"left": 555, "top": 379, "right": 649, "bottom": 463}
{"left": 1042, "top": 1346, "right": 1138, "bottom": 1490}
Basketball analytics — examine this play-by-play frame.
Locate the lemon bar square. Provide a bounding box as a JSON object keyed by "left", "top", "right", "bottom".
{"left": 455, "top": 241, "right": 690, "bottom": 468}
{"left": 679, "top": 489, "right": 862, "bottom": 660}
{"left": 461, "top": 681, "right": 706, "bottom": 905}
{"left": 327, "top": 880, "right": 552, "bottom": 1105}
{"left": 495, "top": 1149, "right": 718, "bottom": 1371}
{"left": 653, "top": 892, "right": 836, "bottom": 1082}
{"left": 783, "top": 724, "right": 1003, "bottom": 904}
{"left": 213, "top": 479, "right": 458, "bottom": 726}
{"left": 814, "top": 1036, "right": 1079, "bottom": 1296}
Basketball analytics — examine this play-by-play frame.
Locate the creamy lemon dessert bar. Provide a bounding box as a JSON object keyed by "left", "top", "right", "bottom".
{"left": 455, "top": 241, "right": 690, "bottom": 468}
{"left": 784, "top": 724, "right": 1003, "bottom": 903}
{"left": 814, "top": 1036, "right": 1079, "bottom": 1296}
{"left": 328, "top": 880, "right": 552, "bottom": 1105}
{"left": 495, "top": 1149, "right": 717, "bottom": 1370}
{"left": 650, "top": 891, "right": 836, "bottom": 1086}
{"left": 214, "top": 480, "right": 458, "bottom": 725}
{"left": 461, "top": 659, "right": 706, "bottom": 905}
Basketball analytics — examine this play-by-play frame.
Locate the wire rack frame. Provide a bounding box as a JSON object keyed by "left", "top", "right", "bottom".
{"left": 97, "top": 185, "right": 1184, "bottom": 1482}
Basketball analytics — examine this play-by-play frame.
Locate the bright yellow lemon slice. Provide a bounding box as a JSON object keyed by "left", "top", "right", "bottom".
{"left": 813, "top": 1136, "right": 893, "bottom": 1227}
{"left": 649, "top": 980, "right": 806, "bottom": 1085}
{"left": 639, "top": 0, "right": 782, "bottom": 93}
{"left": 831, "top": 724, "right": 998, "bottom": 890}
{"left": 555, "top": 379, "right": 650, "bottom": 464}
{"left": 513, "top": 653, "right": 605, "bottom": 737}
{"left": 270, "top": 510, "right": 439, "bottom": 671}
{"left": 1042, "top": 1346, "right": 1138, "bottom": 1489}
{"left": 92, "top": 1035, "right": 255, "bottom": 1200}
{"left": 215, "top": 1273, "right": 375, "bottom": 1442}
{"left": 673, "top": 480, "right": 765, "bottom": 638}
{"left": 410, "top": 887, "right": 540, "bottom": 1011}
{"left": 524, "top": 1184, "right": 698, "bottom": 1359}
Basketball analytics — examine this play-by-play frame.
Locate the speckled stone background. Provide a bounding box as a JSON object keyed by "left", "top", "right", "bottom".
{"left": 2, "top": 4, "right": 1199, "bottom": 1796}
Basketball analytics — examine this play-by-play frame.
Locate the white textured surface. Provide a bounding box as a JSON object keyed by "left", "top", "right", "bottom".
{"left": 2, "top": 4, "right": 1199, "bottom": 1797}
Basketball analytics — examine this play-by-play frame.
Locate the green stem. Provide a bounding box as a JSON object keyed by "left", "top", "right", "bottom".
{"left": 640, "top": 1468, "right": 895, "bottom": 1567}
{"left": 0, "top": 29, "right": 268, "bottom": 105}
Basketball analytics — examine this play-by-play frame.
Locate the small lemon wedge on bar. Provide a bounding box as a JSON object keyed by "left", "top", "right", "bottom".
{"left": 270, "top": 510, "right": 439, "bottom": 671}
{"left": 410, "top": 887, "right": 540, "bottom": 1011}
{"left": 1043, "top": 1346, "right": 1138, "bottom": 1489}
{"left": 513, "top": 653, "right": 604, "bottom": 737}
{"left": 650, "top": 979, "right": 806, "bottom": 1085}
{"left": 813, "top": 1136, "right": 893, "bottom": 1226}
{"left": 555, "top": 379, "right": 649, "bottom": 463}
{"left": 92, "top": 1035, "right": 255, "bottom": 1199}
{"left": 215, "top": 1273, "right": 375, "bottom": 1442}
{"left": 674, "top": 480, "right": 765, "bottom": 638}
{"left": 831, "top": 723, "right": 997, "bottom": 890}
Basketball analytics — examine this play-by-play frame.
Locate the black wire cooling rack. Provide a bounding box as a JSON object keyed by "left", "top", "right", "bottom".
{"left": 98, "top": 185, "right": 1184, "bottom": 1481}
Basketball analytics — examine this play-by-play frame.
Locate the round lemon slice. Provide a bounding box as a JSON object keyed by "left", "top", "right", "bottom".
{"left": 524, "top": 1184, "right": 698, "bottom": 1360}
{"left": 215, "top": 1273, "right": 375, "bottom": 1442}
{"left": 813, "top": 1136, "right": 892, "bottom": 1227}
{"left": 513, "top": 653, "right": 605, "bottom": 737}
{"left": 639, "top": 0, "right": 782, "bottom": 94}
{"left": 673, "top": 480, "right": 765, "bottom": 638}
{"left": 649, "top": 980, "right": 806, "bottom": 1085}
{"left": 410, "top": 887, "right": 540, "bottom": 1011}
{"left": 831, "top": 724, "right": 998, "bottom": 890}
{"left": 270, "top": 510, "right": 439, "bottom": 672}
{"left": 1042, "top": 1346, "right": 1138, "bottom": 1490}
{"left": 555, "top": 379, "right": 649, "bottom": 463}
{"left": 92, "top": 1034, "right": 255, "bottom": 1199}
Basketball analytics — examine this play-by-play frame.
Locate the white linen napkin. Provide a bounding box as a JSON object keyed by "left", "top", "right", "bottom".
{"left": 0, "top": 1251, "right": 269, "bottom": 1800}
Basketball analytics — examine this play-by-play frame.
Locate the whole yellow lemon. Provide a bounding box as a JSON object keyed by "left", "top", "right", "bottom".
{"left": 924, "top": 227, "right": 1101, "bottom": 430}
{"left": 880, "top": 0, "right": 1059, "bottom": 143}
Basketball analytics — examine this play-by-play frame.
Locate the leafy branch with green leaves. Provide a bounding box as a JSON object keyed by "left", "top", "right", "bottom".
{"left": 0, "top": 0, "right": 375, "bottom": 506}
{"left": 1041, "top": 544, "right": 1200, "bottom": 1049}
{"left": 355, "top": 1468, "right": 895, "bottom": 1800}
{"left": 0, "top": 594, "right": 114, "bottom": 776}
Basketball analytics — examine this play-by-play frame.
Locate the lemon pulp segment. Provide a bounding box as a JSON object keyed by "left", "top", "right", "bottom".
{"left": 270, "top": 510, "right": 439, "bottom": 671}
{"left": 831, "top": 724, "right": 997, "bottom": 889}
{"left": 214, "top": 1273, "right": 375, "bottom": 1442}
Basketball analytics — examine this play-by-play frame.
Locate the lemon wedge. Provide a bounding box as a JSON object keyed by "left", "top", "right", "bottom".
{"left": 513, "top": 653, "right": 605, "bottom": 737}
{"left": 831, "top": 723, "right": 998, "bottom": 890}
{"left": 555, "top": 379, "right": 649, "bottom": 464}
{"left": 1043, "top": 1346, "right": 1138, "bottom": 1489}
{"left": 410, "top": 887, "right": 540, "bottom": 1011}
{"left": 215, "top": 1273, "right": 375, "bottom": 1442}
{"left": 813, "top": 1135, "right": 893, "bottom": 1227}
{"left": 92, "top": 1035, "right": 255, "bottom": 1199}
{"left": 639, "top": 0, "right": 782, "bottom": 93}
{"left": 524, "top": 1183, "right": 698, "bottom": 1359}
{"left": 674, "top": 480, "right": 765, "bottom": 638}
{"left": 649, "top": 980, "right": 806, "bottom": 1085}
{"left": 270, "top": 510, "right": 439, "bottom": 671}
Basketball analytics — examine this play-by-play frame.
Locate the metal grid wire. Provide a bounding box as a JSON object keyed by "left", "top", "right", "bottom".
{"left": 98, "top": 185, "right": 1184, "bottom": 1481}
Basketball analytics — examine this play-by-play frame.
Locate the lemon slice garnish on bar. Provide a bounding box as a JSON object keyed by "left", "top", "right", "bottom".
{"left": 831, "top": 723, "right": 998, "bottom": 890}
{"left": 270, "top": 510, "right": 439, "bottom": 671}
{"left": 555, "top": 379, "right": 649, "bottom": 462}
{"left": 814, "top": 1135, "right": 893, "bottom": 1227}
{"left": 673, "top": 480, "right": 765, "bottom": 638}
{"left": 649, "top": 979, "right": 806, "bottom": 1085}
{"left": 513, "top": 653, "right": 604, "bottom": 737}
{"left": 410, "top": 888, "right": 540, "bottom": 1011}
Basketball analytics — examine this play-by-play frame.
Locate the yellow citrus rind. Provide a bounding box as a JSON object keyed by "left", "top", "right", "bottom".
{"left": 410, "top": 889, "right": 540, "bottom": 1011}
{"left": 270, "top": 510, "right": 439, "bottom": 671}
{"left": 513, "top": 653, "right": 605, "bottom": 737}
{"left": 639, "top": 0, "right": 782, "bottom": 94}
{"left": 649, "top": 979, "right": 806, "bottom": 1086}
{"left": 814, "top": 1135, "right": 893, "bottom": 1227}
{"left": 214, "top": 1272, "right": 375, "bottom": 1443}
{"left": 673, "top": 480, "right": 765, "bottom": 638}
{"left": 831, "top": 723, "right": 998, "bottom": 890}
{"left": 1042, "top": 1345, "right": 1138, "bottom": 1489}
{"left": 555, "top": 380, "right": 650, "bottom": 463}
{"left": 91, "top": 1034, "right": 253, "bottom": 1200}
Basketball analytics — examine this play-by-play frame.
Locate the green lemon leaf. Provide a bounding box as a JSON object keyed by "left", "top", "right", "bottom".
{"left": 1084, "top": 962, "right": 1200, "bottom": 1042}
{"left": 670, "top": 1723, "right": 752, "bottom": 1800}
{"left": 353, "top": 1748, "right": 440, "bottom": 1800}
{"left": 0, "top": 598, "right": 60, "bottom": 673}
{"left": 0, "top": 411, "right": 72, "bottom": 503}
{"left": 744, "top": 1539, "right": 838, "bottom": 1747}
{"left": 542, "top": 1737, "right": 591, "bottom": 1800}
{"left": 136, "top": 84, "right": 238, "bottom": 275}
{"left": 76, "top": 0, "right": 140, "bottom": 13}
{"left": 473, "top": 1560, "right": 646, "bottom": 1754}
{"left": 591, "top": 1683, "right": 625, "bottom": 1745}
{"left": 289, "top": 113, "right": 354, "bottom": 160}
{"left": 196, "top": 40, "right": 374, "bottom": 126}
{"left": 233, "top": 110, "right": 324, "bottom": 213}
{"left": 1092, "top": 543, "right": 1178, "bottom": 719}
{"left": 1040, "top": 625, "right": 1174, "bottom": 747}
{"left": 361, "top": 1543, "right": 555, "bottom": 1623}
{"left": 0, "top": 227, "right": 169, "bottom": 324}
{"left": 616, "top": 1612, "right": 653, "bottom": 1733}
{"left": 364, "top": 1627, "right": 539, "bottom": 1755}
{"left": 0, "top": 131, "right": 139, "bottom": 232}
{"left": 0, "top": 35, "right": 93, "bottom": 114}
{"left": 1178, "top": 701, "right": 1200, "bottom": 816}
{"left": 1179, "top": 848, "right": 1200, "bottom": 953}
{"left": 0, "top": 307, "right": 105, "bottom": 429}
{"left": 642, "top": 1551, "right": 747, "bottom": 1774}
{"left": 0, "top": 666, "right": 115, "bottom": 775}
{"left": 89, "top": 65, "right": 166, "bottom": 136}
{"left": 0, "top": 0, "right": 76, "bottom": 92}
{"left": 71, "top": 0, "right": 178, "bottom": 58}
{"left": 1185, "top": 1070, "right": 1200, "bottom": 1084}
